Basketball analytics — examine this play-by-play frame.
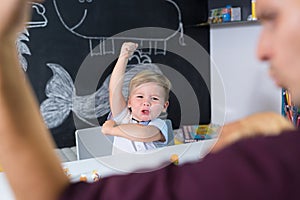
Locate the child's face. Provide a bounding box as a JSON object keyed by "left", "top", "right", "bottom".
{"left": 128, "top": 82, "right": 169, "bottom": 122}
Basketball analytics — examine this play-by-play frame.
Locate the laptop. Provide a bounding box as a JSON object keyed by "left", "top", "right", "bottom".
{"left": 75, "top": 126, "right": 114, "bottom": 160}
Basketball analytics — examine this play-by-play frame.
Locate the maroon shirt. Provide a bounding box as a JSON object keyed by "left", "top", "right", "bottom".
{"left": 60, "top": 130, "right": 300, "bottom": 200}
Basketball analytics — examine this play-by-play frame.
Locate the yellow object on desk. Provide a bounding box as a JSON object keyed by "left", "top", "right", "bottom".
{"left": 170, "top": 154, "right": 179, "bottom": 165}
{"left": 174, "top": 137, "right": 183, "bottom": 145}
{"left": 0, "top": 164, "right": 3, "bottom": 172}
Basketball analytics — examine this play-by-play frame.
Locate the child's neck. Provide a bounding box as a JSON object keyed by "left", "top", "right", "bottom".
{"left": 132, "top": 117, "right": 151, "bottom": 125}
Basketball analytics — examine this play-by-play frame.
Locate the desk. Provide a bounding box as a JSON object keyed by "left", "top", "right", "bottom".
{"left": 0, "top": 139, "right": 216, "bottom": 199}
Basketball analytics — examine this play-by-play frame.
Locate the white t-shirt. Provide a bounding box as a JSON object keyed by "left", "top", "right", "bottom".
{"left": 111, "top": 108, "right": 168, "bottom": 154}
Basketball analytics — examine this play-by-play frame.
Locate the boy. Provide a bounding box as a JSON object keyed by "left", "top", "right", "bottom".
{"left": 102, "top": 42, "right": 172, "bottom": 154}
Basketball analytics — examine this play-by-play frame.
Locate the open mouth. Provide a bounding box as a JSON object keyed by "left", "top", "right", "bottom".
{"left": 141, "top": 110, "right": 150, "bottom": 115}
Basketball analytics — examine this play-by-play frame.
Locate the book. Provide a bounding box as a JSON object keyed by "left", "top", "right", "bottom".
{"left": 181, "top": 124, "right": 220, "bottom": 143}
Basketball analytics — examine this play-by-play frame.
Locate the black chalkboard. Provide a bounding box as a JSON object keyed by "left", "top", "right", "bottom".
{"left": 23, "top": 0, "right": 210, "bottom": 148}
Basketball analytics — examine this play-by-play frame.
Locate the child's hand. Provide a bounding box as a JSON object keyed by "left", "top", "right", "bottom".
{"left": 119, "top": 42, "right": 138, "bottom": 59}
{"left": 102, "top": 120, "right": 117, "bottom": 135}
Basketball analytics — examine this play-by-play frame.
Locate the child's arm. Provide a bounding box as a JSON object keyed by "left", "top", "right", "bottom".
{"left": 102, "top": 120, "right": 165, "bottom": 142}
{"left": 109, "top": 42, "right": 138, "bottom": 117}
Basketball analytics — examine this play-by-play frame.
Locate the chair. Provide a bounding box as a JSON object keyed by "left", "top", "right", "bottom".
{"left": 75, "top": 126, "right": 114, "bottom": 160}
{"left": 75, "top": 119, "right": 174, "bottom": 160}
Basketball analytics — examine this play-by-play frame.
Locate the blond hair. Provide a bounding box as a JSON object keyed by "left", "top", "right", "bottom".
{"left": 129, "top": 70, "right": 171, "bottom": 101}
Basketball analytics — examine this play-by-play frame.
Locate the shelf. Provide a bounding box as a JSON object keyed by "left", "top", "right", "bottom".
{"left": 210, "top": 20, "right": 260, "bottom": 28}
{"left": 209, "top": 0, "right": 252, "bottom": 21}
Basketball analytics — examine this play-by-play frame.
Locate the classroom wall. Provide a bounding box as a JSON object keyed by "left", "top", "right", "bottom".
{"left": 210, "top": 22, "right": 282, "bottom": 124}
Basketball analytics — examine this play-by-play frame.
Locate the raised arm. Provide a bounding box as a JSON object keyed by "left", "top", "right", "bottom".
{"left": 0, "top": 1, "right": 69, "bottom": 200}
{"left": 109, "top": 42, "right": 138, "bottom": 117}
{"left": 102, "top": 120, "right": 165, "bottom": 142}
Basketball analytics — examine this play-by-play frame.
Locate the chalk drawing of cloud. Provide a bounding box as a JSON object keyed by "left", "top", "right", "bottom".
{"left": 53, "top": 0, "right": 185, "bottom": 56}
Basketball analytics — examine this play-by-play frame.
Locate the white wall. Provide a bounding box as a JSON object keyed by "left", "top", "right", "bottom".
{"left": 210, "top": 23, "right": 282, "bottom": 124}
